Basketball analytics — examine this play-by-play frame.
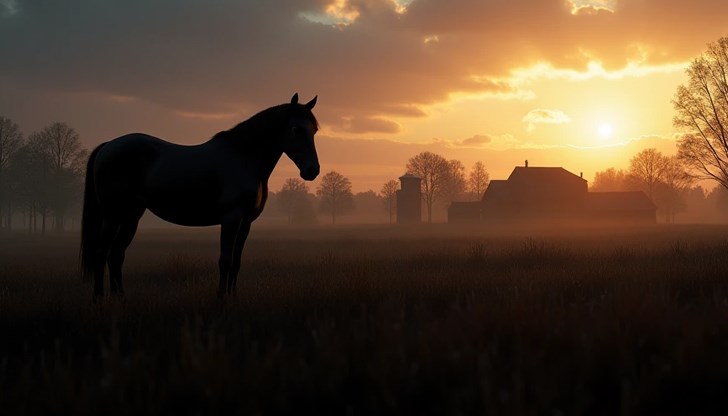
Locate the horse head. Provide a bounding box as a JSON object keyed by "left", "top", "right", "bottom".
{"left": 283, "top": 93, "right": 320, "bottom": 181}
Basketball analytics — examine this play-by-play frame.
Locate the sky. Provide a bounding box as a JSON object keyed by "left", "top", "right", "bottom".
{"left": 1, "top": 0, "right": 727, "bottom": 193}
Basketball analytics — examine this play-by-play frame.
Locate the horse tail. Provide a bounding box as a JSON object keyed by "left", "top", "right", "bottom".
{"left": 80, "top": 143, "right": 106, "bottom": 280}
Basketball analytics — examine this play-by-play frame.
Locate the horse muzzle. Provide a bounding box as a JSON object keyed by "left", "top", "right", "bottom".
{"left": 300, "top": 165, "right": 320, "bottom": 181}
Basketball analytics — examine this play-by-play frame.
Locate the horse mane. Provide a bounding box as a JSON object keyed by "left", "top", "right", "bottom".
{"left": 211, "top": 103, "right": 318, "bottom": 142}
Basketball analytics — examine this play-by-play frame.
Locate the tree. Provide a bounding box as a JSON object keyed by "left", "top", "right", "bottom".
{"left": 673, "top": 36, "right": 728, "bottom": 190}
{"left": 707, "top": 186, "right": 728, "bottom": 220}
{"left": 277, "top": 178, "right": 316, "bottom": 225}
{"left": 8, "top": 138, "right": 53, "bottom": 233}
{"left": 29, "top": 122, "right": 87, "bottom": 231}
{"left": 628, "top": 148, "right": 668, "bottom": 200}
{"left": 406, "top": 151, "right": 451, "bottom": 223}
{"left": 353, "top": 190, "right": 382, "bottom": 218}
{"left": 590, "top": 168, "right": 629, "bottom": 192}
{"left": 656, "top": 156, "right": 693, "bottom": 223}
{"left": 468, "top": 161, "right": 490, "bottom": 200}
{"left": 380, "top": 179, "right": 398, "bottom": 224}
{"left": 316, "top": 171, "right": 354, "bottom": 225}
{"left": 442, "top": 159, "right": 467, "bottom": 204}
{"left": 0, "top": 116, "right": 23, "bottom": 230}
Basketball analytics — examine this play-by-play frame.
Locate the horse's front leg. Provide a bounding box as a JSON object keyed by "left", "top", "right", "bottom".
{"left": 218, "top": 209, "right": 250, "bottom": 296}
{"left": 227, "top": 221, "right": 251, "bottom": 293}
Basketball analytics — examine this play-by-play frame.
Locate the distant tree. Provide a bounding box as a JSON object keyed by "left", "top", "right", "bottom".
{"left": 467, "top": 161, "right": 490, "bottom": 200}
{"left": 406, "top": 151, "right": 450, "bottom": 223}
{"left": 0, "top": 116, "right": 23, "bottom": 230}
{"left": 277, "top": 178, "right": 316, "bottom": 225}
{"left": 442, "top": 159, "right": 467, "bottom": 204}
{"left": 353, "top": 190, "right": 382, "bottom": 217}
{"left": 34, "top": 122, "right": 87, "bottom": 173}
{"left": 34, "top": 123, "right": 87, "bottom": 231}
{"left": 11, "top": 138, "right": 53, "bottom": 233}
{"left": 628, "top": 148, "right": 668, "bottom": 200}
{"left": 673, "top": 36, "right": 728, "bottom": 191}
{"left": 380, "top": 179, "right": 398, "bottom": 224}
{"left": 656, "top": 156, "right": 693, "bottom": 223}
{"left": 316, "top": 171, "right": 354, "bottom": 225}
{"left": 26, "top": 122, "right": 87, "bottom": 232}
{"left": 590, "top": 168, "right": 629, "bottom": 192}
{"left": 707, "top": 186, "right": 728, "bottom": 219}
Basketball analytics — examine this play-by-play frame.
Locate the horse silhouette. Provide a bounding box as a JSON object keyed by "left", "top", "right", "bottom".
{"left": 80, "top": 93, "right": 319, "bottom": 298}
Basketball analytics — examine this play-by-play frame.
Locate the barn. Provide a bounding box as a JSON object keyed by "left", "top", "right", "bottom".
{"left": 448, "top": 162, "right": 656, "bottom": 224}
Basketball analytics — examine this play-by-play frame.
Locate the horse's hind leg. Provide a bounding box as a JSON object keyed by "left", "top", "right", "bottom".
{"left": 108, "top": 215, "right": 142, "bottom": 295}
{"left": 94, "top": 219, "right": 120, "bottom": 298}
{"left": 227, "top": 222, "right": 251, "bottom": 293}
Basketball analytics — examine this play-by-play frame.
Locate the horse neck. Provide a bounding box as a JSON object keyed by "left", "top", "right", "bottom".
{"left": 213, "top": 123, "right": 283, "bottom": 181}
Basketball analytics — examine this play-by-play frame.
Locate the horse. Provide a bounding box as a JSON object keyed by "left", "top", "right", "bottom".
{"left": 80, "top": 93, "right": 320, "bottom": 298}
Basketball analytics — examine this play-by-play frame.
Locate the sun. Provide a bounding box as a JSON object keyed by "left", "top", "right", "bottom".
{"left": 597, "top": 122, "right": 614, "bottom": 139}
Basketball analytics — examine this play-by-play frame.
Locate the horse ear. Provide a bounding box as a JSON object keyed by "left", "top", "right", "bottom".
{"left": 291, "top": 93, "right": 299, "bottom": 105}
{"left": 305, "top": 95, "right": 317, "bottom": 110}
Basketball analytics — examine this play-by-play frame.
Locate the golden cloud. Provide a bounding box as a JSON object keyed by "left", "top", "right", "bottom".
{"left": 522, "top": 109, "right": 572, "bottom": 131}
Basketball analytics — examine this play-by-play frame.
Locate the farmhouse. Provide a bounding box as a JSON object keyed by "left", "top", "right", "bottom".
{"left": 448, "top": 162, "right": 656, "bottom": 224}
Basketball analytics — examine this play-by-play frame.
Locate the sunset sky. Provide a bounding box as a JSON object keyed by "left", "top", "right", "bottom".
{"left": 1, "top": 0, "right": 728, "bottom": 192}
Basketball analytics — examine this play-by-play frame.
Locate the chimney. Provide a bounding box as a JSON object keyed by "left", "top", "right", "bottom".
{"left": 525, "top": 160, "right": 528, "bottom": 168}
{"left": 580, "top": 172, "right": 583, "bottom": 178}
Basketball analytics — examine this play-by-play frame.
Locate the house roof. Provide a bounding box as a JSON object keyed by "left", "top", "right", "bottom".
{"left": 508, "top": 166, "right": 586, "bottom": 184}
{"left": 585, "top": 191, "right": 656, "bottom": 211}
{"left": 399, "top": 173, "right": 421, "bottom": 180}
{"left": 481, "top": 180, "right": 509, "bottom": 203}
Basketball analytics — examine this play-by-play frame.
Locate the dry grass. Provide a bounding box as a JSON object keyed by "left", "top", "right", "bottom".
{"left": 2, "top": 224, "right": 728, "bottom": 415}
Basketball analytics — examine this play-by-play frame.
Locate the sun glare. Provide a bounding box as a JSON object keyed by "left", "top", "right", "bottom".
{"left": 597, "top": 122, "right": 614, "bottom": 138}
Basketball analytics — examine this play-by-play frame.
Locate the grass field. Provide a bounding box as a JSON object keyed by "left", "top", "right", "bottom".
{"left": 2, "top": 224, "right": 728, "bottom": 415}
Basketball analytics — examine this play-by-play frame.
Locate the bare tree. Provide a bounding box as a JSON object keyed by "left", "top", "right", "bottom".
{"left": 628, "top": 148, "right": 668, "bottom": 200}
{"left": 28, "top": 122, "right": 88, "bottom": 232}
{"left": 0, "top": 116, "right": 23, "bottom": 230}
{"left": 406, "top": 151, "right": 450, "bottom": 223}
{"left": 380, "top": 179, "right": 398, "bottom": 224}
{"left": 34, "top": 122, "right": 87, "bottom": 173}
{"left": 673, "top": 36, "right": 728, "bottom": 190}
{"left": 467, "top": 161, "right": 490, "bottom": 200}
{"left": 316, "top": 171, "right": 354, "bottom": 225}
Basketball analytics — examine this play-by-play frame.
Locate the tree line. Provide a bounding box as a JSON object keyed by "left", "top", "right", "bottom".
{"left": 272, "top": 155, "right": 490, "bottom": 225}
{"left": 0, "top": 118, "right": 88, "bottom": 233}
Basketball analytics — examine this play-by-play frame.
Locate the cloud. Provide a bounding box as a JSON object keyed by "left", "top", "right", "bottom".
{"left": 300, "top": 0, "right": 360, "bottom": 27}
{"left": 447, "top": 134, "right": 493, "bottom": 148}
{"left": 438, "top": 133, "right": 523, "bottom": 150}
{"left": 0, "top": 0, "right": 18, "bottom": 17}
{"left": 0, "top": 0, "right": 727, "bottom": 137}
{"left": 522, "top": 109, "right": 572, "bottom": 131}
{"left": 341, "top": 116, "right": 401, "bottom": 134}
{"left": 568, "top": 0, "right": 616, "bottom": 15}
{"left": 461, "top": 134, "right": 492, "bottom": 146}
